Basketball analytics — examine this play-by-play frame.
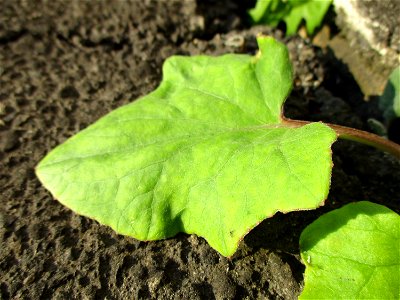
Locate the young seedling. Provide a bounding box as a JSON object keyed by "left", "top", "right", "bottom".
{"left": 36, "top": 36, "right": 400, "bottom": 257}
{"left": 248, "top": 0, "right": 332, "bottom": 36}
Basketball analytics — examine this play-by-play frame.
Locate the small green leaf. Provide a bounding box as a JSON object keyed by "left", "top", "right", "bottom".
{"left": 248, "top": 0, "right": 332, "bottom": 36}
{"left": 36, "top": 36, "right": 337, "bottom": 256}
{"left": 380, "top": 66, "right": 400, "bottom": 121}
{"left": 248, "top": 0, "right": 274, "bottom": 23}
{"left": 283, "top": 0, "right": 332, "bottom": 35}
{"left": 300, "top": 201, "right": 400, "bottom": 299}
{"left": 249, "top": 0, "right": 290, "bottom": 26}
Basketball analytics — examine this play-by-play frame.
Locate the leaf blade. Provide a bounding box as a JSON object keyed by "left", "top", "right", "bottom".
{"left": 300, "top": 201, "right": 400, "bottom": 299}
{"left": 36, "top": 36, "right": 337, "bottom": 256}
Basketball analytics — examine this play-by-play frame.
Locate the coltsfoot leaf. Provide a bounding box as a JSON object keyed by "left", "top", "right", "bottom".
{"left": 300, "top": 201, "right": 400, "bottom": 299}
{"left": 36, "top": 36, "right": 337, "bottom": 256}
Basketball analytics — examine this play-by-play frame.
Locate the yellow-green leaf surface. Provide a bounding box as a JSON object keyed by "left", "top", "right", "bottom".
{"left": 36, "top": 37, "right": 336, "bottom": 256}
{"left": 300, "top": 201, "right": 400, "bottom": 299}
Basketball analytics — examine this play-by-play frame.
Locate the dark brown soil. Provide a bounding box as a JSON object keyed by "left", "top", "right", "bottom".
{"left": 1, "top": 1, "right": 399, "bottom": 299}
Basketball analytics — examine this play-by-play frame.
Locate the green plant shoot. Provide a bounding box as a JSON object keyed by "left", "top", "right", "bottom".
{"left": 248, "top": 0, "right": 332, "bottom": 35}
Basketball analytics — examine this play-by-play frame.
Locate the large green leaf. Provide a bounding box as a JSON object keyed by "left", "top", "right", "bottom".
{"left": 300, "top": 201, "right": 400, "bottom": 299}
{"left": 36, "top": 36, "right": 336, "bottom": 256}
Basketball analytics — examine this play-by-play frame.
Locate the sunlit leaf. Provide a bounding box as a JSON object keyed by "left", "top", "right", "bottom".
{"left": 300, "top": 201, "right": 400, "bottom": 299}
{"left": 36, "top": 37, "right": 336, "bottom": 256}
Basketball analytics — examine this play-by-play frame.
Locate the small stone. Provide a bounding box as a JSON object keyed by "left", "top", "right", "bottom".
{"left": 0, "top": 130, "right": 19, "bottom": 152}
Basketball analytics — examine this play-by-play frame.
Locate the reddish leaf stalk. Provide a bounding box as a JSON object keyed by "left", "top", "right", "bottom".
{"left": 282, "top": 118, "right": 400, "bottom": 160}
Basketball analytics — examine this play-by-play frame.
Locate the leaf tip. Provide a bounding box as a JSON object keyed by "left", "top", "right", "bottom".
{"left": 255, "top": 34, "right": 276, "bottom": 54}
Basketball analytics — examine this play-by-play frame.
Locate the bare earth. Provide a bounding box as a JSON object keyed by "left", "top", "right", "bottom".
{"left": 1, "top": 1, "right": 399, "bottom": 299}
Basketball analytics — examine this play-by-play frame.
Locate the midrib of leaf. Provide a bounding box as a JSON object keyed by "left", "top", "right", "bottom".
{"left": 38, "top": 121, "right": 321, "bottom": 171}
